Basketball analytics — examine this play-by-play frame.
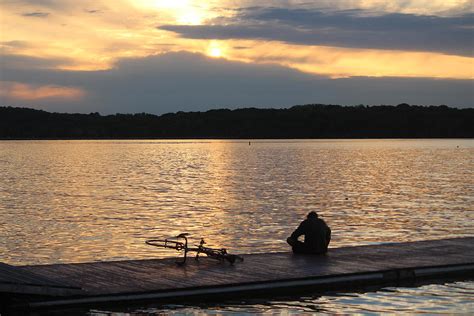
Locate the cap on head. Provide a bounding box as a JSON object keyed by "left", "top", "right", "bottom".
{"left": 307, "top": 211, "right": 318, "bottom": 219}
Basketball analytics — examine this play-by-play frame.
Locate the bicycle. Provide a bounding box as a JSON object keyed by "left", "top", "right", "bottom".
{"left": 145, "top": 233, "right": 244, "bottom": 265}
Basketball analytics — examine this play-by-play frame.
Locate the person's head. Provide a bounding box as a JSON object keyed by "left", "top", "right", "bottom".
{"left": 307, "top": 211, "right": 318, "bottom": 219}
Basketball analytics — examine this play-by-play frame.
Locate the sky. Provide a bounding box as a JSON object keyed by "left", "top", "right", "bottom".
{"left": 0, "top": 0, "right": 473, "bottom": 114}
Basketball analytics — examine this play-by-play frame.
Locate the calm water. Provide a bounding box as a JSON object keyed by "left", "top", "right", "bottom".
{"left": 87, "top": 281, "right": 474, "bottom": 315}
{"left": 1, "top": 139, "right": 473, "bottom": 314}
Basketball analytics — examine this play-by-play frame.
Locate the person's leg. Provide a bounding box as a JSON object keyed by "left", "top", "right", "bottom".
{"left": 287, "top": 237, "right": 308, "bottom": 254}
{"left": 286, "top": 237, "right": 297, "bottom": 247}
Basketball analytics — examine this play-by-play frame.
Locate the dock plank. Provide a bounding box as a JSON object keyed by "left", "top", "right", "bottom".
{"left": 5, "top": 237, "right": 473, "bottom": 308}
{"left": 0, "top": 262, "right": 84, "bottom": 296}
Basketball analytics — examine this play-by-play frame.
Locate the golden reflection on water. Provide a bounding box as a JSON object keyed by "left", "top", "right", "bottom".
{"left": 0, "top": 139, "right": 473, "bottom": 265}
{"left": 172, "top": 281, "right": 474, "bottom": 315}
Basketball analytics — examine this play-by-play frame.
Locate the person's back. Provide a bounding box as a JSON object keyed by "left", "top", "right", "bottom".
{"left": 287, "top": 211, "right": 331, "bottom": 254}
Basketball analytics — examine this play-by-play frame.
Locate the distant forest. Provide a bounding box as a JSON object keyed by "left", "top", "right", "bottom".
{"left": 0, "top": 104, "right": 473, "bottom": 139}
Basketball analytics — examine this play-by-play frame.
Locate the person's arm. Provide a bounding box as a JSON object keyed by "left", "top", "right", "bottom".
{"left": 290, "top": 220, "right": 307, "bottom": 240}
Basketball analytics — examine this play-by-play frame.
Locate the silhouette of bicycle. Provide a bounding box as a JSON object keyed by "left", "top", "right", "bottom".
{"left": 146, "top": 233, "right": 244, "bottom": 265}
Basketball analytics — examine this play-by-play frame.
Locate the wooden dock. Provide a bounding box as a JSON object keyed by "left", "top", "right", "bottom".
{"left": 0, "top": 262, "right": 83, "bottom": 297}
{"left": 2, "top": 237, "right": 474, "bottom": 311}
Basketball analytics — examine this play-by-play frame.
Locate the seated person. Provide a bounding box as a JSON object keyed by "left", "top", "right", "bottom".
{"left": 287, "top": 211, "right": 331, "bottom": 254}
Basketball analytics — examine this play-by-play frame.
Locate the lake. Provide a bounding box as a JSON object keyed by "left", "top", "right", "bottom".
{"left": 0, "top": 139, "right": 473, "bottom": 314}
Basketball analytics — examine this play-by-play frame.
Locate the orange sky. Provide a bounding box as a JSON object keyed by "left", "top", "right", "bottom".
{"left": 0, "top": 0, "right": 473, "bottom": 112}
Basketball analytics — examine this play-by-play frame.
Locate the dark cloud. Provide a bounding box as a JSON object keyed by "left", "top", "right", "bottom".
{"left": 22, "top": 11, "right": 50, "bottom": 17}
{"left": 1, "top": 52, "right": 472, "bottom": 114}
{"left": 159, "top": 8, "right": 474, "bottom": 57}
{"left": 4, "top": 0, "right": 62, "bottom": 7}
{"left": 0, "top": 54, "right": 71, "bottom": 70}
{"left": 85, "top": 9, "right": 101, "bottom": 14}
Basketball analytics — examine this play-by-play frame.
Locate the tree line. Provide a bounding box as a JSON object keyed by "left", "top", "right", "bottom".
{"left": 0, "top": 104, "right": 473, "bottom": 139}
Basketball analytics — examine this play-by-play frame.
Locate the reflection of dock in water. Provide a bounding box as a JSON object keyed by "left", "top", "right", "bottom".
{"left": 2, "top": 237, "right": 474, "bottom": 312}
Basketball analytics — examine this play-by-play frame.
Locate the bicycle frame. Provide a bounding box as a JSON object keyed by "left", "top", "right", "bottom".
{"left": 146, "top": 233, "right": 243, "bottom": 265}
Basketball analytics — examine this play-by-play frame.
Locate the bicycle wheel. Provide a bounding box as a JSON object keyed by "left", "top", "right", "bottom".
{"left": 146, "top": 239, "right": 185, "bottom": 251}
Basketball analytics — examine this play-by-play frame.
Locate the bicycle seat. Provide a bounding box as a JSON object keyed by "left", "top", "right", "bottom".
{"left": 176, "top": 233, "right": 190, "bottom": 238}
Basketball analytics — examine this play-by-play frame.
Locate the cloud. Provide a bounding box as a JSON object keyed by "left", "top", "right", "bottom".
{"left": 226, "top": 0, "right": 474, "bottom": 16}
{"left": 7, "top": 0, "right": 59, "bottom": 4}
{"left": 0, "top": 54, "right": 72, "bottom": 70}
{"left": 3, "top": 0, "right": 69, "bottom": 10}
{"left": 0, "top": 81, "right": 85, "bottom": 101}
{"left": 0, "top": 41, "right": 30, "bottom": 49}
{"left": 159, "top": 8, "right": 474, "bottom": 57}
{"left": 22, "top": 11, "right": 50, "bottom": 17}
{"left": 85, "top": 9, "right": 101, "bottom": 14}
{"left": 1, "top": 52, "right": 472, "bottom": 114}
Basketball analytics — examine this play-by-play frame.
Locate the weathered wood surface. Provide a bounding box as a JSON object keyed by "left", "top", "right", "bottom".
{"left": 14, "top": 237, "right": 474, "bottom": 300}
{"left": 0, "top": 262, "right": 83, "bottom": 296}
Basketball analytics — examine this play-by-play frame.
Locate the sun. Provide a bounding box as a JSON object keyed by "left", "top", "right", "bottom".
{"left": 208, "top": 47, "right": 222, "bottom": 58}
{"left": 207, "top": 42, "right": 223, "bottom": 58}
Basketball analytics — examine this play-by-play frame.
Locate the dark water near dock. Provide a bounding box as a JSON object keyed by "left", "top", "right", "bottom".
{"left": 86, "top": 280, "right": 474, "bottom": 315}
{"left": 1, "top": 139, "right": 473, "bottom": 314}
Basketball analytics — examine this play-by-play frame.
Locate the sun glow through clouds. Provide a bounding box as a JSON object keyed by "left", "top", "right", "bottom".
{"left": 139, "top": 0, "right": 206, "bottom": 25}
{"left": 0, "top": 0, "right": 472, "bottom": 109}
{"left": 208, "top": 42, "right": 223, "bottom": 58}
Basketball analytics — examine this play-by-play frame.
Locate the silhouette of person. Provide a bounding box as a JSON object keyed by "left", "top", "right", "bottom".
{"left": 287, "top": 211, "right": 331, "bottom": 254}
